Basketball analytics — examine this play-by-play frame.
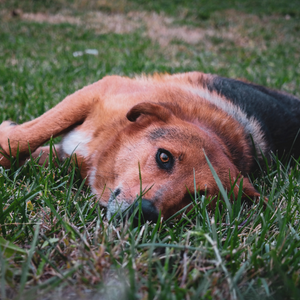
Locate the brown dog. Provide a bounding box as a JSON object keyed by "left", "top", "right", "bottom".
{"left": 1, "top": 72, "right": 300, "bottom": 221}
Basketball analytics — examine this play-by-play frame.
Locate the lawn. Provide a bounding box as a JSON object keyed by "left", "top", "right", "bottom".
{"left": 1, "top": 0, "right": 300, "bottom": 299}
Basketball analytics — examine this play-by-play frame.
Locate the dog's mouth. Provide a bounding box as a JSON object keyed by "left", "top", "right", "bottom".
{"left": 106, "top": 187, "right": 160, "bottom": 225}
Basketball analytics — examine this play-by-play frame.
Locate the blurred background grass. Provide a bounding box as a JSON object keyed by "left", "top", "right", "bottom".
{"left": 1, "top": 0, "right": 299, "bottom": 123}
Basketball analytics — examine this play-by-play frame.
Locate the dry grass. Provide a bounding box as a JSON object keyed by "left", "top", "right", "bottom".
{"left": 2, "top": 7, "right": 296, "bottom": 50}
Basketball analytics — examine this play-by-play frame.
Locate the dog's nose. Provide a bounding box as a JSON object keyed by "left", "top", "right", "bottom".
{"left": 127, "top": 199, "right": 159, "bottom": 226}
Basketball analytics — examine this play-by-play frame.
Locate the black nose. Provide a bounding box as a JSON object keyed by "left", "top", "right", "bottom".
{"left": 126, "top": 199, "right": 159, "bottom": 227}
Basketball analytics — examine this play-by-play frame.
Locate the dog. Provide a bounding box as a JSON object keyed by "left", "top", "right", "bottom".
{"left": 1, "top": 72, "right": 300, "bottom": 221}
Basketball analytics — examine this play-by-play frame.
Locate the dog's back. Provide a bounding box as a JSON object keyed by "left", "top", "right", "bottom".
{"left": 206, "top": 75, "right": 300, "bottom": 159}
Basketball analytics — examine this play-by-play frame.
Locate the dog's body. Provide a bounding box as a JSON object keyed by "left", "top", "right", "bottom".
{"left": 1, "top": 72, "right": 300, "bottom": 220}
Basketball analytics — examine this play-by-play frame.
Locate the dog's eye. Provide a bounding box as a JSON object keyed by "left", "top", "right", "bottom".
{"left": 156, "top": 149, "right": 174, "bottom": 171}
{"left": 159, "top": 152, "right": 169, "bottom": 163}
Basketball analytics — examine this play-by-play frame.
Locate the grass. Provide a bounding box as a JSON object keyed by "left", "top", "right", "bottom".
{"left": 1, "top": 0, "right": 300, "bottom": 299}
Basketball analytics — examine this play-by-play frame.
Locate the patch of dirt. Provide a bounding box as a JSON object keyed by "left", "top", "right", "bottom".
{"left": 86, "top": 11, "right": 140, "bottom": 34}
{"left": 22, "top": 12, "right": 82, "bottom": 25}
{"left": 2, "top": 8, "right": 290, "bottom": 50}
{"left": 130, "top": 11, "right": 207, "bottom": 46}
{"left": 4, "top": 9, "right": 212, "bottom": 46}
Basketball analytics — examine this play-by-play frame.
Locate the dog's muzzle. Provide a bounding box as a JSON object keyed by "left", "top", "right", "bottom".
{"left": 107, "top": 188, "right": 160, "bottom": 226}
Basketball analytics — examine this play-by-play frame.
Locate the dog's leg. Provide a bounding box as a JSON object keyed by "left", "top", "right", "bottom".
{"left": 30, "top": 145, "right": 63, "bottom": 167}
{"left": 0, "top": 80, "right": 106, "bottom": 167}
{"left": 0, "top": 143, "right": 60, "bottom": 168}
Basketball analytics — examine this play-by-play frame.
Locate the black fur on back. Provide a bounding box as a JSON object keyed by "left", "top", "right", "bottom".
{"left": 207, "top": 76, "right": 300, "bottom": 159}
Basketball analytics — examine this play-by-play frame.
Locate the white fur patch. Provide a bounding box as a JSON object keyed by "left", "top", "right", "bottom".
{"left": 88, "top": 166, "right": 99, "bottom": 196}
{"left": 185, "top": 86, "right": 268, "bottom": 157}
{"left": 106, "top": 185, "right": 131, "bottom": 220}
{"left": 62, "top": 130, "right": 91, "bottom": 158}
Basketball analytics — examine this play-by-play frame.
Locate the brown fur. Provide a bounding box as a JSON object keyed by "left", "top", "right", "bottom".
{"left": 0, "top": 72, "right": 266, "bottom": 219}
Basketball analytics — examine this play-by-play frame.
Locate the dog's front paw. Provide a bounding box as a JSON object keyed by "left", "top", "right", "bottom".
{"left": 0, "top": 121, "right": 18, "bottom": 167}
{"left": 0, "top": 120, "right": 18, "bottom": 129}
{"left": 0, "top": 152, "right": 11, "bottom": 168}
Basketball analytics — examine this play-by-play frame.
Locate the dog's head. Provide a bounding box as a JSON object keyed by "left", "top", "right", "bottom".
{"left": 90, "top": 102, "right": 259, "bottom": 221}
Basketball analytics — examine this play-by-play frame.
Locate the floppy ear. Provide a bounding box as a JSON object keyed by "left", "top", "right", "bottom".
{"left": 126, "top": 102, "right": 173, "bottom": 122}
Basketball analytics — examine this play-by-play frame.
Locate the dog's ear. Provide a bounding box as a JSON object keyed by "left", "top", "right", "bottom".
{"left": 126, "top": 102, "right": 173, "bottom": 122}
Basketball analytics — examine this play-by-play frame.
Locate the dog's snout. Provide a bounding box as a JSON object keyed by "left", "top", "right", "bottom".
{"left": 113, "top": 188, "right": 121, "bottom": 198}
{"left": 127, "top": 199, "right": 159, "bottom": 226}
